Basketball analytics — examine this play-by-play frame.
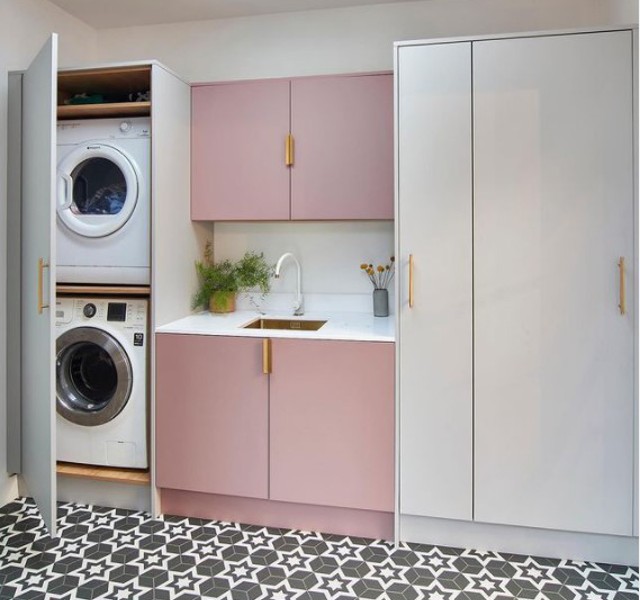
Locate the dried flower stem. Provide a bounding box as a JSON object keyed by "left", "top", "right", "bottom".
{"left": 359, "top": 256, "right": 395, "bottom": 290}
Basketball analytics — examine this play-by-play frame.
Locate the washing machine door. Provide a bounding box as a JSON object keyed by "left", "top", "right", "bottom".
{"left": 56, "top": 143, "right": 139, "bottom": 238}
{"left": 56, "top": 327, "right": 133, "bottom": 426}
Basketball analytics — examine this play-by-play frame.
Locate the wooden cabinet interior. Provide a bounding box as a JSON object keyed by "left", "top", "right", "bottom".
{"left": 56, "top": 284, "right": 151, "bottom": 297}
{"left": 58, "top": 65, "right": 151, "bottom": 119}
{"left": 56, "top": 462, "right": 150, "bottom": 485}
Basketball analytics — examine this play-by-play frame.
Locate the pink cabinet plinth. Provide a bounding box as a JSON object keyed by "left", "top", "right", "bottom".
{"left": 269, "top": 339, "right": 395, "bottom": 512}
{"left": 156, "top": 334, "right": 269, "bottom": 499}
{"left": 291, "top": 74, "right": 394, "bottom": 220}
{"left": 191, "top": 80, "right": 291, "bottom": 221}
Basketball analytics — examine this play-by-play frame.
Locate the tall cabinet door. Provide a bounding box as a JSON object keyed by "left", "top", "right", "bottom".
{"left": 291, "top": 74, "right": 393, "bottom": 220}
{"left": 474, "top": 31, "right": 634, "bottom": 535}
{"left": 20, "top": 35, "right": 58, "bottom": 534}
{"left": 397, "top": 43, "right": 473, "bottom": 520}
{"left": 191, "top": 80, "right": 291, "bottom": 221}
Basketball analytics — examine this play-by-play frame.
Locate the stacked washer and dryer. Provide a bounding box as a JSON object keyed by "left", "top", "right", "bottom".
{"left": 55, "top": 117, "right": 151, "bottom": 469}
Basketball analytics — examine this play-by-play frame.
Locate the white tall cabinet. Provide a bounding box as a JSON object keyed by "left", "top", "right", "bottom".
{"left": 397, "top": 42, "right": 473, "bottom": 521}
{"left": 473, "top": 31, "right": 634, "bottom": 536}
{"left": 8, "top": 37, "right": 203, "bottom": 535}
{"left": 397, "top": 28, "right": 636, "bottom": 559}
{"left": 17, "top": 34, "right": 58, "bottom": 535}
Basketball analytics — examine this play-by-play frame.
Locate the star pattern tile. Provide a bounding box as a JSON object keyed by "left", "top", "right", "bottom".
{"left": 0, "top": 497, "right": 637, "bottom": 599}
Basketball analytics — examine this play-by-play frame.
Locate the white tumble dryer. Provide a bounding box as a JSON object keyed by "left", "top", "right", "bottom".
{"left": 56, "top": 117, "right": 151, "bottom": 285}
{"left": 56, "top": 296, "right": 148, "bottom": 469}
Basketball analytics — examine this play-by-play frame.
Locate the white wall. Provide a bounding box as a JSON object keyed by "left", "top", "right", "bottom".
{"left": 0, "top": 0, "right": 97, "bottom": 506}
{"left": 95, "top": 0, "right": 637, "bottom": 81}
{"left": 91, "top": 0, "right": 637, "bottom": 298}
{"left": 213, "top": 221, "right": 395, "bottom": 305}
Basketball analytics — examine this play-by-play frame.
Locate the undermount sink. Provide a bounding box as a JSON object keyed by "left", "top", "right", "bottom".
{"left": 243, "top": 318, "right": 327, "bottom": 331}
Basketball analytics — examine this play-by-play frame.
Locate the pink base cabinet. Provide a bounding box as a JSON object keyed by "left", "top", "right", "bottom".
{"left": 155, "top": 334, "right": 269, "bottom": 499}
{"left": 156, "top": 334, "right": 395, "bottom": 538}
{"left": 269, "top": 339, "right": 394, "bottom": 512}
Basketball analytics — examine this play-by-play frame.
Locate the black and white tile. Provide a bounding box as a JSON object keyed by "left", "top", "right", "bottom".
{"left": 0, "top": 497, "right": 637, "bottom": 599}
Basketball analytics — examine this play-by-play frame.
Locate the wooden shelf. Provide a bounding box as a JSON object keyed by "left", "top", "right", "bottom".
{"left": 57, "top": 101, "right": 151, "bottom": 120}
{"left": 59, "top": 66, "right": 150, "bottom": 90}
{"left": 56, "top": 284, "right": 150, "bottom": 297}
{"left": 57, "top": 462, "right": 150, "bottom": 486}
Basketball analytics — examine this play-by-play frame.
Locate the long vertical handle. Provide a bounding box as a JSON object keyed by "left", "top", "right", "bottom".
{"left": 618, "top": 257, "right": 626, "bottom": 315}
{"left": 262, "top": 338, "right": 272, "bottom": 374}
{"left": 285, "top": 134, "right": 294, "bottom": 167}
{"left": 408, "top": 254, "right": 414, "bottom": 308}
{"left": 38, "top": 258, "right": 50, "bottom": 314}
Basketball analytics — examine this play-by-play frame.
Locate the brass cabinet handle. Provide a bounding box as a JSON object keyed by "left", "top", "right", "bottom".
{"left": 262, "top": 338, "right": 272, "bottom": 374}
{"left": 285, "top": 134, "right": 294, "bottom": 167}
{"left": 618, "top": 256, "right": 626, "bottom": 315}
{"left": 408, "top": 254, "right": 414, "bottom": 308}
{"left": 38, "top": 258, "right": 50, "bottom": 315}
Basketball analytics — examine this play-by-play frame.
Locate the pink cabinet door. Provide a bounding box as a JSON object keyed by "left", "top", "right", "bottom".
{"left": 269, "top": 339, "right": 394, "bottom": 511}
{"left": 191, "top": 80, "right": 290, "bottom": 220}
{"left": 290, "top": 74, "right": 394, "bottom": 220}
{"left": 156, "top": 334, "right": 269, "bottom": 499}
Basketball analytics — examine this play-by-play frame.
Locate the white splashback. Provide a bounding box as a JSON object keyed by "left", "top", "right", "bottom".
{"left": 213, "top": 221, "right": 395, "bottom": 311}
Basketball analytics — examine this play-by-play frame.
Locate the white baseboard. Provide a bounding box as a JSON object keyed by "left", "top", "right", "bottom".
{"left": 400, "top": 514, "right": 639, "bottom": 566}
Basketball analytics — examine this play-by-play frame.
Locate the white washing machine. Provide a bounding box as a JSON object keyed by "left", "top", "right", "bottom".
{"left": 56, "top": 118, "right": 151, "bottom": 285}
{"left": 56, "top": 296, "right": 148, "bottom": 468}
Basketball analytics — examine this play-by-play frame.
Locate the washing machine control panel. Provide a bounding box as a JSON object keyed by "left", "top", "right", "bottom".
{"left": 55, "top": 297, "right": 147, "bottom": 328}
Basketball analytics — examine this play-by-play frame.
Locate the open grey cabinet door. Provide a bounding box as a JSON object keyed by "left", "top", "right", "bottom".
{"left": 20, "top": 34, "right": 58, "bottom": 536}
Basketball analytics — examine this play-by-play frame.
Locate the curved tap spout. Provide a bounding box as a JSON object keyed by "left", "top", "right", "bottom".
{"left": 274, "top": 252, "right": 304, "bottom": 316}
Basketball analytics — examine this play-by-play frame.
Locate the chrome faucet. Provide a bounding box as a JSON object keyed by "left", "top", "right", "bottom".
{"left": 275, "top": 252, "right": 304, "bottom": 316}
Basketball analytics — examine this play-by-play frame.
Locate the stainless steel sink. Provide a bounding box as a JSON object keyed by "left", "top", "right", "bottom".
{"left": 243, "top": 318, "right": 327, "bottom": 331}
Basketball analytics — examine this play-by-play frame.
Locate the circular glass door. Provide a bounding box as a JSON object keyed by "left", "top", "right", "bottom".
{"left": 56, "top": 327, "right": 132, "bottom": 426}
{"left": 57, "top": 144, "right": 139, "bottom": 238}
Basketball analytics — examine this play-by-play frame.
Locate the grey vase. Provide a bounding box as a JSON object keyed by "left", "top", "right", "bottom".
{"left": 373, "top": 289, "right": 389, "bottom": 317}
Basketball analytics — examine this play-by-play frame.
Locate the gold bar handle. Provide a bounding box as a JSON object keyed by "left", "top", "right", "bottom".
{"left": 262, "top": 338, "right": 272, "bottom": 374}
{"left": 285, "top": 134, "right": 294, "bottom": 167}
{"left": 408, "top": 254, "right": 414, "bottom": 308}
{"left": 38, "top": 258, "right": 50, "bottom": 315}
{"left": 618, "top": 256, "right": 626, "bottom": 315}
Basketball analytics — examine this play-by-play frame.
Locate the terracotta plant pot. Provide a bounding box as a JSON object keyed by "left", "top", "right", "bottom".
{"left": 209, "top": 291, "right": 236, "bottom": 313}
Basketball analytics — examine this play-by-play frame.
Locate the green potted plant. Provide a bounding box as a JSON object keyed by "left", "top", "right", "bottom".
{"left": 193, "top": 243, "right": 274, "bottom": 313}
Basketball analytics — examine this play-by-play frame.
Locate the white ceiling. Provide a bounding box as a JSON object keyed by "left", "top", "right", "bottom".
{"left": 49, "top": 0, "right": 417, "bottom": 29}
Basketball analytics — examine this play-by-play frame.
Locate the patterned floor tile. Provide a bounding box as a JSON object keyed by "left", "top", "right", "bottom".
{"left": 0, "top": 497, "right": 636, "bottom": 600}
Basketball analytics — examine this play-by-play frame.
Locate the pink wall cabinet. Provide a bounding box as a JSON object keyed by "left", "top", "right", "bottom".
{"left": 290, "top": 74, "right": 393, "bottom": 220}
{"left": 269, "top": 339, "right": 394, "bottom": 511}
{"left": 191, "top": 79, "right": 291, "bottom": 221}
{"left": 156, "top": 334, "right": 269, "bottom": 499}
{"left": 191, "top": 74, "right": 393, "bottom": 221}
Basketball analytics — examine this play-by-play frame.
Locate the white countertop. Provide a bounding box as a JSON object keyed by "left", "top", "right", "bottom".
{"left": 156, "top": 310, "right": 395, "bottom": 343}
